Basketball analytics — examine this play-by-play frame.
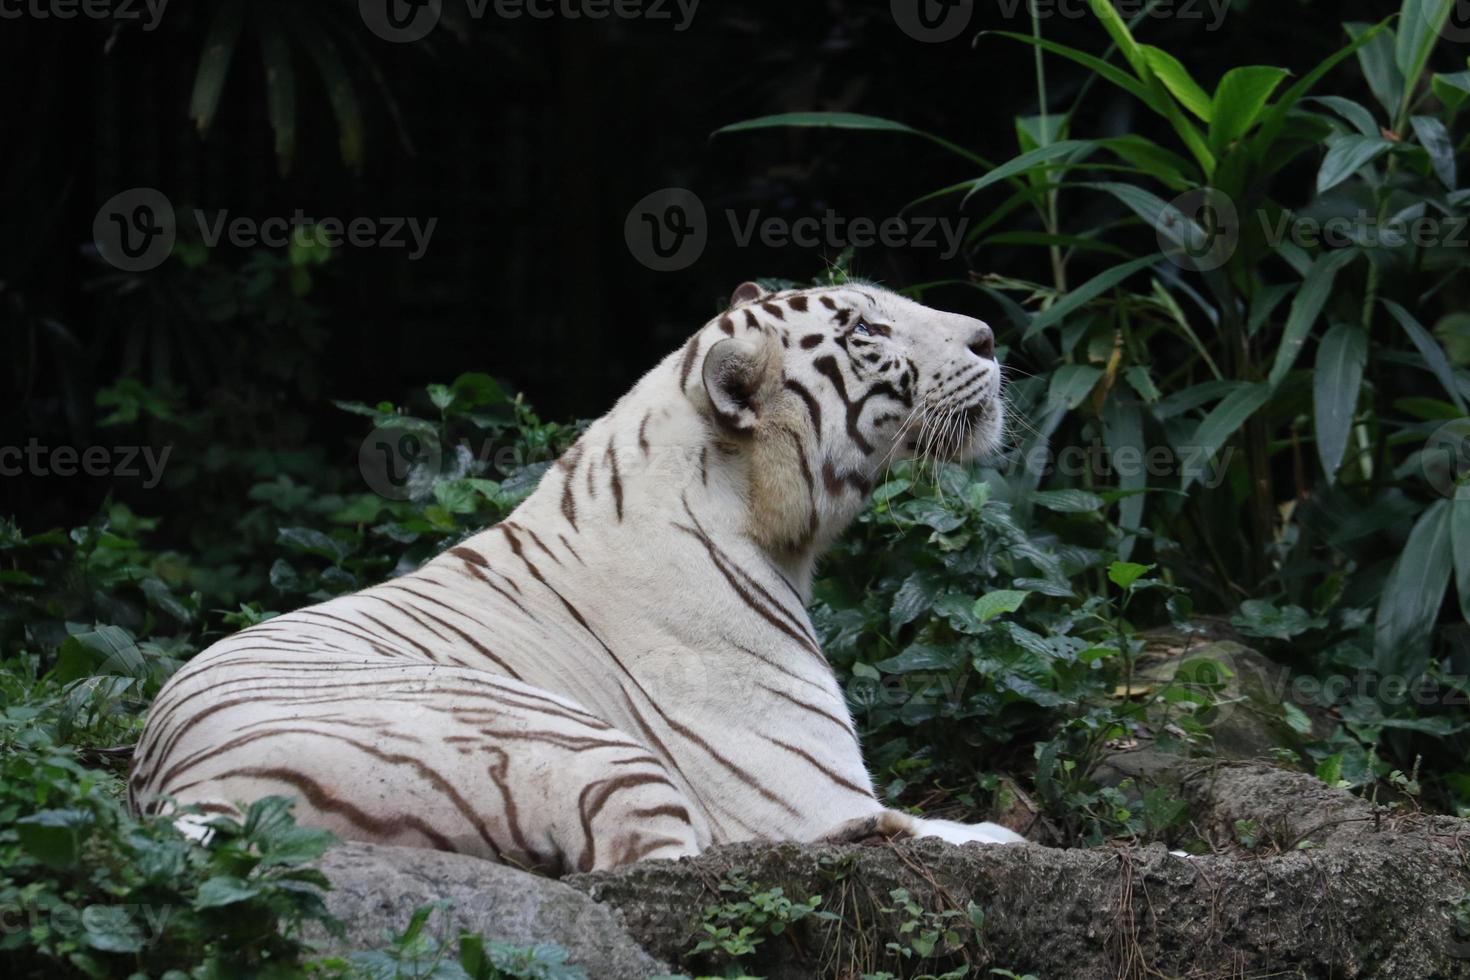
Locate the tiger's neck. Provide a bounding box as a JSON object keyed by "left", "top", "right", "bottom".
{"left": 497, "top": 340, "right": 870, "bottom": 603}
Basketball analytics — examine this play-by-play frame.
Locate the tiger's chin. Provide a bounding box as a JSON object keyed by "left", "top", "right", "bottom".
{"left": 897, "top": 397, "right": 1005, "bottom": 464}
{"left": 955, "top": 397, "right": 1006, "bottom": 463}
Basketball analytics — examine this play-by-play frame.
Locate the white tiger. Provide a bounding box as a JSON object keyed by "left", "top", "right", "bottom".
{"left": 130, "top": 280, "right": 1024, "bottom": 874}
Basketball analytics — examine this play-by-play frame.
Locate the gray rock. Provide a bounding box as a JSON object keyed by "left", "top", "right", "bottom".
{"left": 310, "top": 841, "right": 669, "bottom": 980}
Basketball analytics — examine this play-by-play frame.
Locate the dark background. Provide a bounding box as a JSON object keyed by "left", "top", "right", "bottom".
{"left": 2, "top": 0, "right": 1395, "bottom": 526}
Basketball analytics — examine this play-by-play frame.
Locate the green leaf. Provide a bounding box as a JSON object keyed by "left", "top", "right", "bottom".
{"left": 1305, "top": 95, "right": 1382, "bottom": 136}
{"left": 713, "top": 111, "right": 989, "bottom": 167}
{"left": 1454, "top": 495, "right": 1470, "bottom": 623}
{"left": 194, "top": 875, "right": 262, "bottom": 909}
{"left": 1031, "top": 489, "right": 1105, "bottom": 513}
{"left": 1102, "top": 398, "right": 1147, "bottom": 559}
{"left": 1047, "top": 364, "right": 1104, "bottom": 411}
{"left": 1253, "top": 23, "right": 1390, "bottom": 158}
{"left": 1382, "top": 300, "right": 1469, "bottom": 414}
{"left": 1231, "top": 599, "right": 1328, "bottom": 641}
{"left": 984, "top": 32, "right": 1165, "bottom": 116}
{"left": 1209, "top": 66, "right": 1290, "bottom": 151}
{"left": 874, "top": 644, "right": 959, "bottom": 674}
{"left": 188, "top": 0, "right": 245, "bottom": 135}
{"left": 1374, "top": 499, "right": 1453, "bottom": 677}
{"left": 1317, "top": 134, "right": 1395, "bottom": 194}
{"left": 258, "top": 21, "right": 297, "bottom": 174}
{"left": 1183, "top": 382, "right": 1273, "bottom": 490}
{"left": 1268, "top": 249, "right": 1359, "bottom": 389}
{"left": 277, "top": 527, "right": 349, "bottom": 564}
{"left": 1348, "top": 21, "right": 1404, "bottom": 118}
{"left": 1410, "top": 115, "right": 1456, "bottom": 188}
{"left": 1024, "top": 255, "right": 1161, "bottom": 339}
{"left": 1141, "top": 46, "right": 1213, "bottom": 121}
{"left": 16, "top": 809, "right": 92, "bottom": 869}
{"left": 1107, "top": 562, "right": 1153, "bottom": 591}
{"left": 962, "top": 141, "right": 1098, "bottom": 204}
{"left": 1314, "top": 322, "right": 1369, "bottom": 478}
{"left": 890, "top": 572, "right": 943, "bottom": 631}
{"left": 973, "top": 590, "right": 1031, "bottom": 623}
{"left": 1087, "top": 0, "right": 1148, "bottom": 81}
{"left": 1433, "top": 70, "right": 1470, "bottom": 111}
{"left": 1396, "top": 1, "right": 1455, "bottom": 104}
{"left": 292, "top": 13, "right": 365, "bottom": 172}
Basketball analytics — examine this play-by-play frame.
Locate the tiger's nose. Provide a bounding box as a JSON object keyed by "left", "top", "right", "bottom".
{"left": 967, "top": 323, "right": 995, "bottom": 361}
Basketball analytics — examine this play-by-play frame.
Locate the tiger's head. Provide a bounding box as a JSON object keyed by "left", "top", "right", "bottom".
{"left": 688, "top": 280, "right": 1003, "bottom": 557}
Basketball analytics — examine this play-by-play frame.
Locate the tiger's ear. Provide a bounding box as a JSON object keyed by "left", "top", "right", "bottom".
{"left": 729, "top": 281, "right": 768, "bottom": 308}
{"left": 702, "top": 336, "right": 776, "bottom": 433}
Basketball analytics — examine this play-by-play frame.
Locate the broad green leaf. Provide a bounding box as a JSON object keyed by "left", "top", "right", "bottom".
{"left": 1410, "top": 115, "right": 1456, "bottom": 188}
{"left": 1184, "top": 382, "right": 1273, "bottom": 490}
{"left": 1031, "top": 489, "right": 1105, "bottom": 513}
{"left": 1396, "top": 1, "right": 1456, "bottom": 105}
{"left": 962, "top": 140, "right": 1098, "bottom": 204}
{"left": 1209, "top": 66, "right": 1290, "bottom": 151}
{"left": 973, "top": 590, "right": 1031, "bottom": 623}
{"left": 874, "top": 643, "right": 959, "bottom": 674}
{"left": 1305, "top": 95, "right": 1381, "bottom": 136}
{"left": 16, "top": 809, "right": 92, "bottom": 869}
{"left": 1047, "top": 364, "right": 1105, "bottom": 410}
{"left": 1024, "top": 255, "right": 1161, "bottom": 339}
{"left": 1268, "top": 249, "right": 1359, "bottom": 388}
{"left": 1455, "top": 495, "right": 1470, "bottom": 623}
{"left": 1102, "top": 398, "right": 1147, "bottom": 558}
{"left": 194, "top": 875, "right": 262, "bottom": 909}
{"left": 1383, "top": 300, "right": 1469, "bottom": 414}
{"left": 1374, "top": 499, "right": 1453, "bottom": 678}
{"left": 1142, "top": 46, "right": 1212, "bottom": 120}
{"left": 1314, "top": 322, "right": 1369, "bottom": 478}
{"left": 1433, "top": 70, "right": 1470, "bottom": 111}
{"left": 1101, "top": 134, "right": 1199, "bottom": 188}
{"left": 1317, "top": 135, "right": 1395, "bottom": 194}
{"left": 188, "top": 0, "right": 245, "bottom": 135}
{"left": 1108, "top": 561, "right": 1153, "bottom": 590}
{"left": 713, "top": 111, "right": 989, "bottom": 167}
{"left": 1348, "top": 21, "right": 1404, "bottom": 118}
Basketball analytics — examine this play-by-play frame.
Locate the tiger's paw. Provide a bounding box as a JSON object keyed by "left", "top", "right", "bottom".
{"left": 913, "top": 817, "right": 1025, "bottom": 846}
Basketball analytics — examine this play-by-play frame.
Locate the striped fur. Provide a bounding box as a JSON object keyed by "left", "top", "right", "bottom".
{"left": 130, "top": 281, "right": 1021, "bottom": 874}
